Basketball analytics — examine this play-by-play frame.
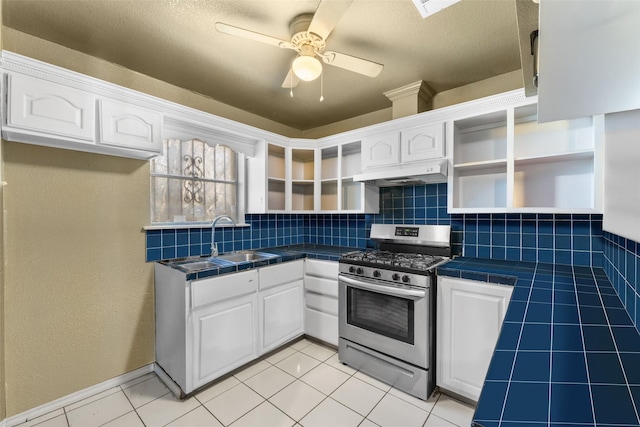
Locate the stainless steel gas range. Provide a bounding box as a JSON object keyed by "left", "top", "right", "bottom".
{"left": 338, "top": 223, "right": 451, "bottom": 400}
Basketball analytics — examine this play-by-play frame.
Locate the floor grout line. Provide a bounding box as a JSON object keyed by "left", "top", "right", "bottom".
{"left": 18, "top": 339, "right": 473, "bottom": 427}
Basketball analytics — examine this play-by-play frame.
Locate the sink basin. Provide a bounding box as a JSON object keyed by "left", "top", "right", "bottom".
{"left": 173, "top": 258, "right": 229, "bottom": 272}
{"left": 215, "top": 250, "right": 277, "bottom": 263}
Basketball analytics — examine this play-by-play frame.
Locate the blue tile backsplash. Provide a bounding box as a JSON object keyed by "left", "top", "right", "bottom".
{"left": 603, "top": 231, "right": 640, "bottom": 331}
{"left": 146, "top": 182, "right": 604, "bottom": 267}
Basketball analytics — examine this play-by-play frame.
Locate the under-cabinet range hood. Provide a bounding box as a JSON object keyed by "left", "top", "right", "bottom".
{"left": 353, "top": 158, "right": 448, "bottom": 187}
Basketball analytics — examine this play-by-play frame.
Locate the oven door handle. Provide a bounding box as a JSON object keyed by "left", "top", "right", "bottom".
{"left": 339, "top": 275, "right": 426, "bottom": 300}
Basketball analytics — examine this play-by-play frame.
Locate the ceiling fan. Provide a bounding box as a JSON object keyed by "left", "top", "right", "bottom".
{"left": 215, "top": 0, "right": 384, "bottom": 90}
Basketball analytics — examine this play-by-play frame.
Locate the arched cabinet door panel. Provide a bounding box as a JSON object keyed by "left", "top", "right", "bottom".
{"left": 6, "top": 72, "right": 95, "bottom": 142}
{"left": 98, "top": 98, "right": 162, "bottom": 153}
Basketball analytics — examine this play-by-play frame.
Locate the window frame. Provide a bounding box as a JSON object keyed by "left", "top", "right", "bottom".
{"left": 150, "top": 138, "right": 246, "bottom": 226}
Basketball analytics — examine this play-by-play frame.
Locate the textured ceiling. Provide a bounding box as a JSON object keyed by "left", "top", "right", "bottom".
{"left": 2, "top": 0, "right": 526, "bottom": 131}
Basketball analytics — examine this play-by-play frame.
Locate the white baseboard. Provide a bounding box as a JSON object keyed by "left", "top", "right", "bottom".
{"left": 3, "top": 364, "right": 155, "bottom": 427}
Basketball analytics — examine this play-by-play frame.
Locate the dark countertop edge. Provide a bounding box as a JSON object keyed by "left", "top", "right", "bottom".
{"left": 159, "top": 244, "right": 357, "bottom": 279}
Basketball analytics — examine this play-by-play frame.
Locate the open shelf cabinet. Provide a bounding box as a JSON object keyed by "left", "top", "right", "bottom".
{"left": 448, "top": 98, "right": 602, "bottom": 213}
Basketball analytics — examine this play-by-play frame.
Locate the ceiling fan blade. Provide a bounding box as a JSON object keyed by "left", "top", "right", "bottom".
{"left": 307, "top": 0, "right": 354, "bottom": 40}
{"left": 215, "top": 22, "right": 293, "bottom": 49}
{"left": 321, "top": 51, "right": 384, "bottom": 78}
{"left": 281, "top": 69, "right": 300, "bottom": 88}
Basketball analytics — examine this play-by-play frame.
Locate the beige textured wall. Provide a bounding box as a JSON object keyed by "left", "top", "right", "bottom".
{"left": 302, "top": 70, "right": 523, "bottom": 138}
{"left": 0, "top": 0, "right": 7, "bottom": 420}
{"left": 3, "top": 142, "right": 154, "bottom": 416}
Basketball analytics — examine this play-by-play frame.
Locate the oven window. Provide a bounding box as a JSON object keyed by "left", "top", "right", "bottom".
{"left": 346, "top": 287, "right": 415, "bottom": 344}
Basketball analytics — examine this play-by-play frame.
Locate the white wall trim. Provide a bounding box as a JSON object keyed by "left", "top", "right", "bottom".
{"left": 3, "top": 364, "right": 154, "bottom": 427}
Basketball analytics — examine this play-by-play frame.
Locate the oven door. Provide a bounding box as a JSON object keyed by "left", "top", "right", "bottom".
{"left": 338, "top": 274, "right": 430, "bottom": 368}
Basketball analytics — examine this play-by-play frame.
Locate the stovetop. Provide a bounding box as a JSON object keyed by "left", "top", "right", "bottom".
{"left": 340, "top": 250, "right": 447, "bottom": 272}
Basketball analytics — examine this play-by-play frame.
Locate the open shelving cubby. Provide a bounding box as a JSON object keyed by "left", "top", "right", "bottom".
{"left": 291, "top": 148, "right": 315, "bottom": 211}
{"left": 341, "top": 142, "right": 363, "bottom": 211}
{"left": 512, "top": 104, "right": 596, "bottom": 211}
{"left": 451, "top": 110, "right": 508, "bottom": 210}
{"left": 267, "top": 144, "right": 286, "bottom": 211}
{"left": 321, "top": 146, "right": 339, "bottom": 211}
{"left": 449, "top": 98, "right": 601, "bottom": 213}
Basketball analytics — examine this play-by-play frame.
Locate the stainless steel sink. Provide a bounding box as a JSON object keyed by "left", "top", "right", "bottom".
{"left": 176, "top": 261, "right": 219, "bottom": 271}
{"left": 215, "top": 250, "right": 277, "bottom": 263}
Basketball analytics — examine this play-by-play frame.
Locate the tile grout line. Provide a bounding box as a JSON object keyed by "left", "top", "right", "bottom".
{"left": 496, "top": 263, "right": 538, "bottom": 427}
{"left": 546, "top": 264, "right": 556, "bottom": 426}
{"left": 572, "top": 266, "right": 597, "bottom": 426}
{"left": 591, "top": 267, "right": 640, "bottom": 425}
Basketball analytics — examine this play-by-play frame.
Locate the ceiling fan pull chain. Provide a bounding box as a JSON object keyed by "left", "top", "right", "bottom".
{"left": 290, "top": 65, "right": 294, "bottom": 98}
{"left": 319, "top": 72, "right": 324, "bottom": 102}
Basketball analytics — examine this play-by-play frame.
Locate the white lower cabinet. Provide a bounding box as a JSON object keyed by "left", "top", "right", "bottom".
{"left": 155, "top": 264, "right": 259, "bottom": 395}
{"left": 156, "top": 258, "right": 335, "bottom": 396}
{"left": 436, "top": 276, "right": 513, "bottom": 402}
{"left": 192, "top": 292, "right": 258, "bottom": 390}
{"left": 303, "top": 259, "right": 339, "bottom": 346}
{"left": 258, "top": 261, "right": 304, "bottom": 354}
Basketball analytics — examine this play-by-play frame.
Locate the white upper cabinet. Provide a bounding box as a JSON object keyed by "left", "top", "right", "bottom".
{"left": 537, "top": 0, "right": 640, "bottom": 122}
{"left": 401, "top": 123, "right": 445, "bottom": 163}
{"left": 361, "top": 122, "right": 444, "bottom": 170}
{"left": 3, "top": 71, "right": 163, "bottom": 159}
{"left": 448, "top": 92, "right": 603, "bottom": 214}
{"left": 98, "top": 98, "right": 162, "bottom": 153}
{"left": 361, "top": 131, "right": 401, "bottom": 169}
{"left": 248, "top": 139, "right": 378, "bottom": 214}
{"left": 5, "top": 72, "right": 95, "bottom": 143}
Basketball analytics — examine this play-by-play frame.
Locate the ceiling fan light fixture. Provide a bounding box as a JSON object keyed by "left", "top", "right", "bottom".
{"left": 292, "top": 55, "right": 322, "bottom": 81}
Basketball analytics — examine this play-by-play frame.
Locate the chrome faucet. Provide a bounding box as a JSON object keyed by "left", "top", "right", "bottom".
{"left": 210, "top": 215, "right": 236, "bottom": 256}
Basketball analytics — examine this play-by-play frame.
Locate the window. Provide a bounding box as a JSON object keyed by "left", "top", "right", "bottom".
{"left": 151, "top": 138, "right": 239, "bottom": 223}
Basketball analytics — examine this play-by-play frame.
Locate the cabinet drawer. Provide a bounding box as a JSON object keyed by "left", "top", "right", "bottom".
{"left": 305, "top": 308, "right": 338, "bottom": 347}
{"left": 304, "top": 276, "right": 338, "bottom": 298}
{"left": 306, "top": 292, "right": 338, "bottom": 316}
{"left": 7, "top": 72, "right": 95, "bottom": 141}
{"left": 259, "top": 260, "right": 303, "bottom": 290}
{"left": 191, "top": 270, "right": 258, "bottom": 309}
{"left": 305, "top": 259, "right": 339, "bottom": 279}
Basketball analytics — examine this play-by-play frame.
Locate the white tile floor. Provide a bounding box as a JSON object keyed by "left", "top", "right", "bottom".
{"left": 18, "top": 339, "right": 475, "bottom": 427}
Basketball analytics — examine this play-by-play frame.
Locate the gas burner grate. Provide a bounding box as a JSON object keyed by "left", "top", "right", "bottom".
{"left": 340, "top": 250, "right": 444, "bottom": 272}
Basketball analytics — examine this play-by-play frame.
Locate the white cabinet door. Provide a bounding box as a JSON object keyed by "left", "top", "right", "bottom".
{"left": 259, "top": 280, "right": 304, "bottom": 353}
{"left": 192, "top": 293, "right": 258, "bottom": 389}
{"left": 6, "top": 72, "right": 95, "bottom": 142}
{"left": 538, "top": 0, "right": 640, "bottom": 122}
{"left": 361, "top": 131, "right": 401, "bottom": 169}
{"left": 437, "top": 276, "right": 513, "bottom": 402}
{"left": 401, "top": 123, "right": 445, "bottom": 163}
{"left": 98, "top": 98, "right": 162, "bottom": 153}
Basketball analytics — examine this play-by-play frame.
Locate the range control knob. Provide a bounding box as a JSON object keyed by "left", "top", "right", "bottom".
{"left": 356, "top": 267, "right": 364, "bottom": 275}
{"left": 392, "top": 273, "right": 400, "bottom": 281}
{"left": 348, "top": 266, "right": 355, "bottom": 273}
{"left": 402, "top": 275, "right": 411, "bottom": 283}
{"left": 373, "top": 270, "right": 381, "bottom": 278}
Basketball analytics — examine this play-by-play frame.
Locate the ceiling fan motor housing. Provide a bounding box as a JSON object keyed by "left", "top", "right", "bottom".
{"left": 290, "top": 13, "right": 326, "bottom": 53}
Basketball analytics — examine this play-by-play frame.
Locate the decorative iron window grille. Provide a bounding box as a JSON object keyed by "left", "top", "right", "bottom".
{"left": 150, "top": 139, "right": 237, "bottom": 223}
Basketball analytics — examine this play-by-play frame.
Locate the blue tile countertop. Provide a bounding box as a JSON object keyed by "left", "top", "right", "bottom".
{"left": 159, "top": 244, "right": 356, "bottom": 280}
{"left": 437, "top": 257, "right": 640, "bottom": 427}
